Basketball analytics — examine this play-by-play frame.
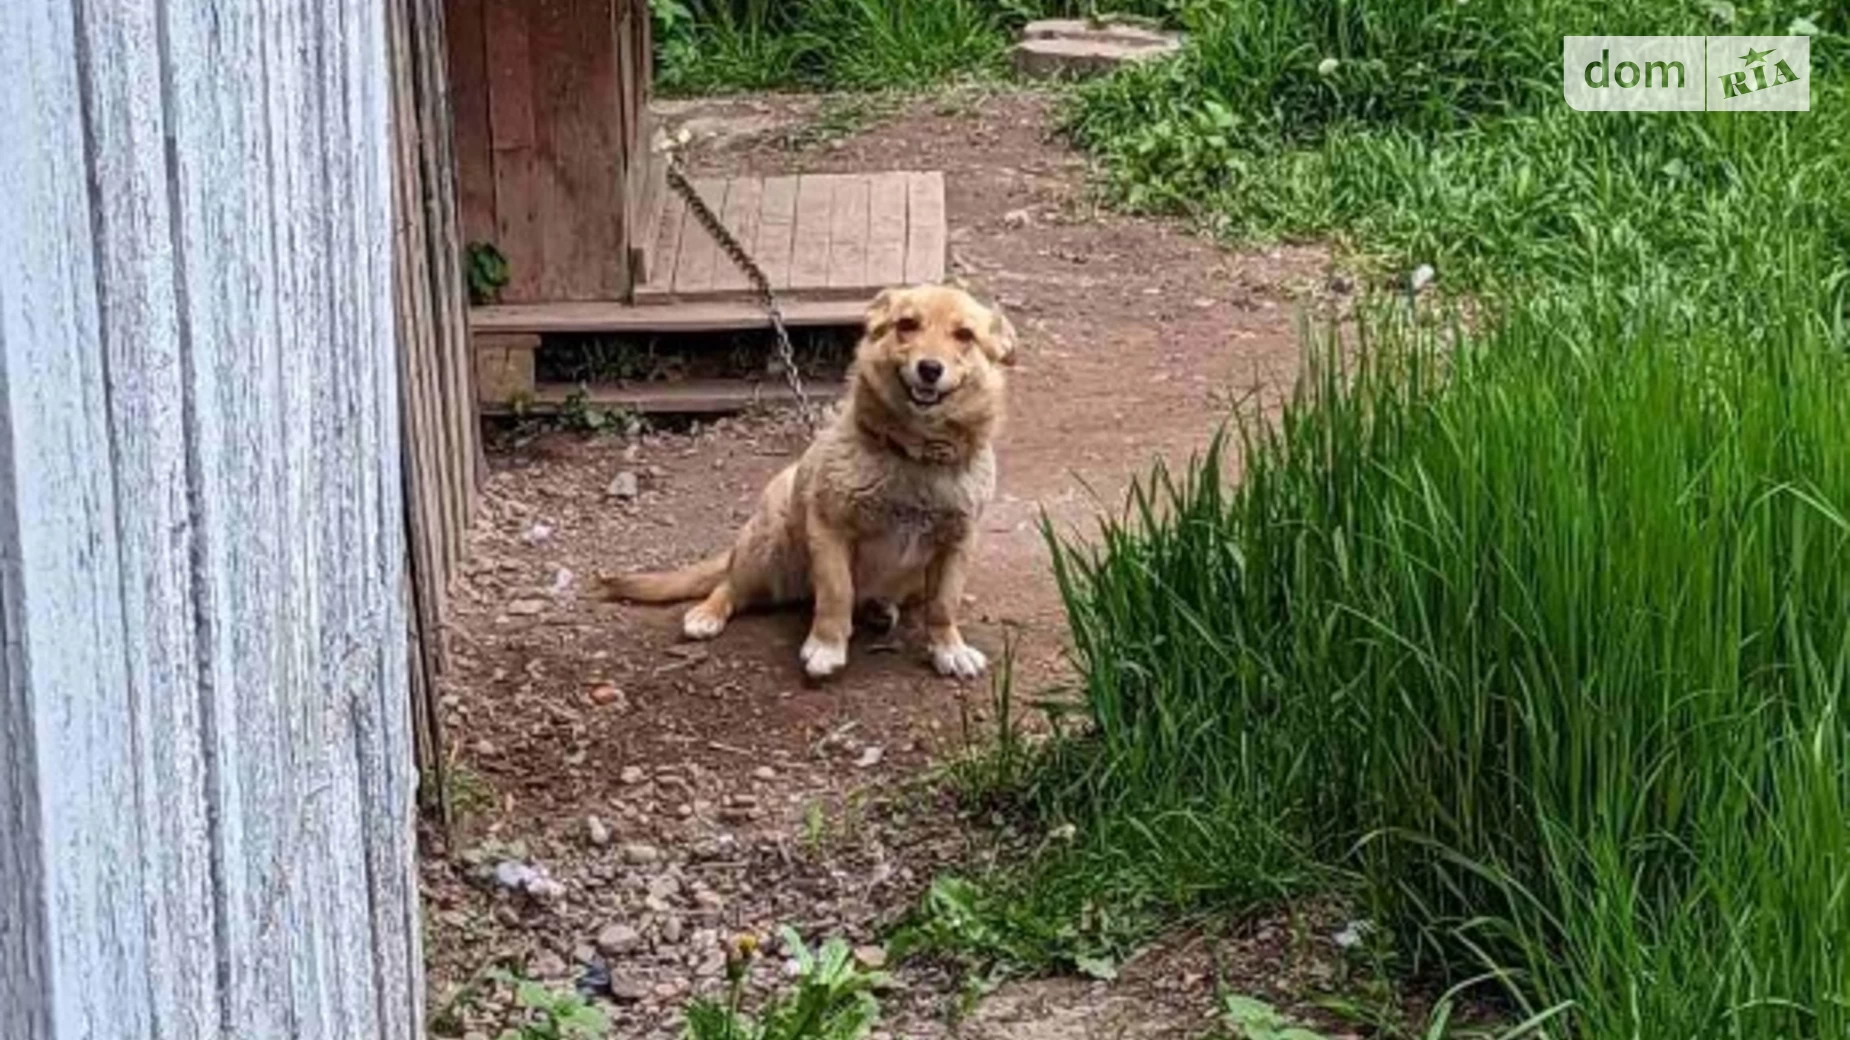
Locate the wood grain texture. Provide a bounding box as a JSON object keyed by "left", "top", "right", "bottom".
{"left": 789, "top": 175, "right": 837, "bottom": 290}
{"left": 0, "top": 0, "right": 423, "bottom": 1036}
{"left": 904, "top": 171, "right": 947, "bottom": 283}
{"left": 827, "top": 175, "right": 872, "bottom": 289}
{"left": 865, "top": 171, "right": 910, "bottom": 287}
{"left": 754, "top": 176, "right": 799, "bottom": 289}
{"left": 710, "top": 176, "right": 763, "bottom": 293}
{"left": 669, "top": 177, "right": 730, "bottom": 296}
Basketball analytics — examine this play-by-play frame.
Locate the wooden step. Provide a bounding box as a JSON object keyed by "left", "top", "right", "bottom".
{"left": 478, "top": 378, "right": 845, "bottom": 416}
{"left": 469, "top": 297, "right": 868, "bottom": 335}
{"left": 636, "top": 171, "right": 947, "bottom": 303}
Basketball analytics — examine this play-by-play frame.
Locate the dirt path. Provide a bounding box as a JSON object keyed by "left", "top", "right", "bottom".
{"left": 422, "top": 90, "right": 1338, "bottom": 1039}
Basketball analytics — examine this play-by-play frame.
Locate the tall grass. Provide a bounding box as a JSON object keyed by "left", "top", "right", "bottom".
{"left": 649, "top": 0, "right": 1188, "bottom": 93}
{"left": 1044, "top": 266, "right": 1850, "bottom": 1034}
{"left": 981, "top": 4, "right": 1850, "bottom": 1036}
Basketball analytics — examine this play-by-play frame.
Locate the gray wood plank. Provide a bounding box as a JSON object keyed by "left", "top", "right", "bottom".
{"left": 865, "top": 172, "right": 910, "bottom": 287}
{"left": 711, "top": 176, "right": 764, "bottom": 294}
{"left": 669, "top": 177, "right": 730, "bottom": 296}
{"left": 788, "top": 175, "right": 837, "bottom": 291}
{"left": 755, "top": 176, "right": 799, "bottom": 290}
{"left": 904, "top": 171, "right": 948, "bottom": 284}
{"left": 827, "top": 175, "right": 872, "bottom": 289}
{"left": 0, "top": 0, "right": 423, "bottom": 1037}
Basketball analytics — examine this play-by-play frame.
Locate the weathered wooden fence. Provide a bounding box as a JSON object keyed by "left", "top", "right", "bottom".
{"left": 394, "top": 0, "right": 483, "bottom": 820}
{"left": 1, "top": 0, "right": 425, "bottom": 1035}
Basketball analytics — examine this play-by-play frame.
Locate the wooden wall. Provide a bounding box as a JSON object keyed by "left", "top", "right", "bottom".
{"left": 394, "top": 0, "right": 484, "bottom": 813}
{"left": 447, "top": 0, "right": 653, "bottom": 302}
{"left": 0, "top": 0, "right": 423, "bottom": 1035}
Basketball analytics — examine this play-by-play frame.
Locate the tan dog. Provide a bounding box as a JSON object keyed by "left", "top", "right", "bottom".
{"left": 599, "top": 284, "right": 1014, "bottom": 680}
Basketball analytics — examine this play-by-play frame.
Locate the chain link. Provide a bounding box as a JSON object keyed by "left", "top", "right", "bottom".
{"left": 659, "top": 144, "right": 819, "bottom": 430}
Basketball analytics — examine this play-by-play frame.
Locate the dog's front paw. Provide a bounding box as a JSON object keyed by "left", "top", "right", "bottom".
{"left": 682, "top": 604, "right": 727, "bottom": 640}
{"left": 800, "top": 634, "right": 849, "bottom": 679}
{"left": 931, "top": 640, "right": 989, "bottom": 680}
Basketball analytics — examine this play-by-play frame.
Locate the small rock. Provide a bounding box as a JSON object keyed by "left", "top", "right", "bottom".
{"left": 695, "top": 953, "right": 727, "bottom": 978}
{"left": 1002, "top": 207, "right": 1033, "bottom": 229}
{"left": 597, "top": 923, "right": 643, "bottom": 956}
{"left": 621, "top": 842, "right": 662, "bottom": 865}
{"left": 607, "top": 470, "right": 640, "bottom": 499}
{"left": 853, "top": 945, "right": 888, "bottom": 970}
{"left": 1409, "top": 263, "right": 1437, "bottom": 293}
{"left": 619, "top": 765, "right": 646, "bottom": 785}
{"left": 661, "top": 916, "right": 686, "bottom": 944}
{"left": 548, "top": 567, "right": 574, "bottom": 597}
{"left": 589, "top": 683, "right": 627, "bottom": 708}
{"left": 652, "top": 980, "right": 683, "bottom": 1000}
{"left": 585, "top": 815, "right": 611, "bottom": 847}
{"left": 506, "top": 598, "right": 546, "bottom": 616}
{"left": 855, "top": 746, "right": 884, "bottom": 769}
{"left": 493, "top": 860, "right": 536, "bottom": 891}
{"left": 694, "top": 890, "right": 725, "bottom": 912}
{"left": 752, "top": 765, "right": 778, "bottom": 781}
{"left": 521, "top": 522, "right": 553, "bottom": 545}
{"left": 609, "top": 976, "right": 651, "bottom": 1003}
{"left": 531, "top": 949, "right": 569, "bottom": 979}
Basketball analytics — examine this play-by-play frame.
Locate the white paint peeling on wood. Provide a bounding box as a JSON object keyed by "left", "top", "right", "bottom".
{"left": 0, "top": 0, "right": 422, "bottom": 1037}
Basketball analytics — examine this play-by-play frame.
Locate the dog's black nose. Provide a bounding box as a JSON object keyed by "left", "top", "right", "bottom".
{"left": 916, "top": 359, "right": 944, "bottom": 385}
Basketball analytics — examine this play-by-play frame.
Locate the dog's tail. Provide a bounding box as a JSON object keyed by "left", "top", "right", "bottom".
{"left": 598, "top": 551, "right": 730, "bottom": 604}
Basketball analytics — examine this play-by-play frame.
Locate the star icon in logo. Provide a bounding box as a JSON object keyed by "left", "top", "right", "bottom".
{"left": 1739, "top": 45, "right": 1776, "bottom": 65}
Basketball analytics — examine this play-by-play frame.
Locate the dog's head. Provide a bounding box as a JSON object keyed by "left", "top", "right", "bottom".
{"left": 854, "top": 285, "right": 1015, "bottom": 424}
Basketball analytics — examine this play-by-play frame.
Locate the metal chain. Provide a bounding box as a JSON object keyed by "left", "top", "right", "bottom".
{"left": 659, "top": 141, "right": 818, "bottom": 429}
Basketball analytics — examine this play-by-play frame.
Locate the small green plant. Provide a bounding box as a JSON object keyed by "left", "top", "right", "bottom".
{"left": 681, "top": 929, "right": 886, "bottom": 1040}
{"left": 488, "top": 970, "right": 609, "bottom": 1040}
{"left": 466, "top": 241, "right": 510, "bottom": 306}
{"left": 556, "top": 388, "right": 639, "bottom": 436}
{"left": 1218, "top": 996, "right": 1329, "bottom": 1040}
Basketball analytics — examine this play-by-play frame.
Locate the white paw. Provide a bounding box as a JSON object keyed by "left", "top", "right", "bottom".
{"left": 931, "top": 641, "right": 989, "bottom": 680}
{"left": 800, "top": 635, "right": 848, "bottom": 679}
{"left": 682, "top": 606, "right": 726, "bottom": 640}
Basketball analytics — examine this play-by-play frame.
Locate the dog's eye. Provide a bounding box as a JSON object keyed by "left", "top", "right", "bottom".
{"left": 953, "top": 327, "right": 975, "bottom": 343}
{"left": 896, "top": 316, "right": 920, "bottom": 334}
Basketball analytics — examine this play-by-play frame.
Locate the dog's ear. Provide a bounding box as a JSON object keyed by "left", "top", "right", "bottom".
{"left": 983, "top": 306, "right": 1019, "bottom": 366}
{"left": 864, "top": 288, "right": 901, "bottom": 339}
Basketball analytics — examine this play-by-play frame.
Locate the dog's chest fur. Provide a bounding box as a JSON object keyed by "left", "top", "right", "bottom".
{"left": 806, "top": 427, "right": 995, "bottom": 556}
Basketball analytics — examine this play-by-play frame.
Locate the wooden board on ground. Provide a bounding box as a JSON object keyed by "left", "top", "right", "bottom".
{"left": 478, "top": 378, "right": 847, "bottom": 416}
{"left": 636, "top": 170, "right": 949, "bottom": 303}
{"left": 470, "top": 297, "right": 868, "bottom": 334}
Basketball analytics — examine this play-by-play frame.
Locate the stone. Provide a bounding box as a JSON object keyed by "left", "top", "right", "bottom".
{"left": 589, "top": 683, "right": 627, "bottom": 708}
{"left": 609, "top": 976, "right": 651, "bottom": 1003}
{"left": 751, "top": 766, "right": 778, "bottom": 781}
{"left": 531, "top": 949, "right": 569, "bottom": 979}
{"left": 506, "top": 598, "right": 546, "bottom": 616}
{"left": 597, "top": 923, "right": 643, "bottom": 956}
{"left": 621, "top": 842, "right": 662, "bottom": 865}
{"left": 619, "top": 765, "right": 647, "bottom": 785}
{"left": 607, "top": 470, "right": 640, "bottom": 499}
{"left": 661, "top": 916, "right": 686, "bottom": 944}
{"left": 1013, "top": 18, "right": 1182, "bottom": 79}
{"left": 853, "top": 945, "right": 888, "bottom": 970}
{"left": 585, "top": 815, "right": 611, "bottom": 847}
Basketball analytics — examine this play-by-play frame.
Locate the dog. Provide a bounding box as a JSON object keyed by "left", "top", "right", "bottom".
{"left": 599, "top": 284, "right": 1015, "bottom": 680}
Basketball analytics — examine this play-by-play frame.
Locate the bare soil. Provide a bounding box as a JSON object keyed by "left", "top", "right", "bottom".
{"left": 422, "top": 89, "right": 1360, "bottom": 1040}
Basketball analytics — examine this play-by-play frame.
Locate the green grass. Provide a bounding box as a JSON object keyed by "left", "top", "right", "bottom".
{"left": 899, "top": 4, "right": 1850, "bottom": 1038}
{"left": 648, "top": 0, "right": 1189, "bottom": 93}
